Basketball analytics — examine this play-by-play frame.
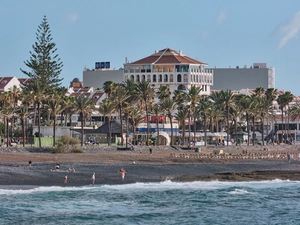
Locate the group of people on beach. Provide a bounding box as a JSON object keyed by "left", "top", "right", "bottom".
{"left": 63, "top": 167, "right": 126, "bottom": 185}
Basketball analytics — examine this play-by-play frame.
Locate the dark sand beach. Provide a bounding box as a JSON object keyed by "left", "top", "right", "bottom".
{"left": 0, "top": 144, "right": 300, "bottom": 186}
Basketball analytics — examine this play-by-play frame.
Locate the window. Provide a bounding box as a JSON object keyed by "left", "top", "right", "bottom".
{"left": 164, "top": 74, "right": 168, "bottom": 82}
{"left": 153, "top": 74, "right": 157, "bottom": 82}
{"left": 177, "top": 74, "right": 182, "bottom": 82}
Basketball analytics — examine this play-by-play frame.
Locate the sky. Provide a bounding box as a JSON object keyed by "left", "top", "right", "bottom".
{"left": 1, "top": 0, "right": 300, "bottom": 94}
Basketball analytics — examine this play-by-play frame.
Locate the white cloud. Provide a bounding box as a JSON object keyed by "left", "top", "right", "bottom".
{"left": 276, "top": 11, "right": 300, "bottom": 49}
{"left": 66, "top": 12, "right": 79, "bottom": 23}
{"left": 217, "top": 11, "right": 226, "bottom": 24}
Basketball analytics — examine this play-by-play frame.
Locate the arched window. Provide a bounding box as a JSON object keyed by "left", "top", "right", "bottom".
{"left": 130, "top": 75, "right": 134, "bottom": 80}
{"left": 136, "top": 75, "right": 140, "bottom": 82}
{"left": 177, "top": 74, "right": 182, "bottom": 82}
{"left": 164, "top": 74, "right": 168, "bottom": 82}
{"left": 142, "top": 75, "right": 146, "bottom": 81}
{"left": 159, "top": 74, "right": 162, "bottom": 82}
{"left": 190, "top": 75, "right": 193, "bottom": 82}
{"left": 153, "top": 74, "right": 157, "bottom": 82}
{"left": 170, "top": 74, "right": 174, "bottom": 82}
{"left": 196, "top": 75, "right": 199, "bottom": 82}
{"left": 147, "top": 75, "right": 151, "bottom": 82}
{"left": 183, "top": 74, "right": 188, "bottom": 82}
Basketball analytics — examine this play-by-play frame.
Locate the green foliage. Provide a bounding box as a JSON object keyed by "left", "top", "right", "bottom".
{"left": 53, "top": 142, "right": 65, "bottom": 153}
{"left": 20, "top": 15, "right": 63, "bottom": 89}
{"left": 53, "top": 134, "right": 81, "bottom": 154}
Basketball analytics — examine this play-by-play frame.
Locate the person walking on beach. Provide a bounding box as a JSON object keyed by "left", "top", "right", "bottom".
{"left": 64, "top": 175, "right": 68, "bottom": 184}
{"left": 92, "top": 173, "right": 95, "bottom": 185}
{"left": 28, "top": 160, "right": 32, "bottom": 167}
{"left": 119, "top": 168, "right": 126, "bottom": 181}
{"left": 287, "top": 153, "right": 291, "bottom": 164}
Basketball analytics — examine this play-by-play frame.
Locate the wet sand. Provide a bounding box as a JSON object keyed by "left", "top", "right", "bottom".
{"left": 0, "top": 145, "right": 300, "bottom": 186}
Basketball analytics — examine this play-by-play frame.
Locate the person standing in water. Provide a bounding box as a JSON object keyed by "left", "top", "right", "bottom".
{"left": 64, "top": 175, "right": 68, "bottom": 184}
{"left": 119, "top": 168, "right": 126, "bottom": 181}
{"left": 92, "top": 173, "right": 95, "bottom": 185}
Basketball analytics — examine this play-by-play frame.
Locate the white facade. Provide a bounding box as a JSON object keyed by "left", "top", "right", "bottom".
{"left": 123, "top": 48, "right": 213, "bottom": 95}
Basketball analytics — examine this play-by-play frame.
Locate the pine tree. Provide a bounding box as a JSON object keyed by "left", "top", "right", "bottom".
{"left": 20, "top": 15, "right": 63, "bottom": 89}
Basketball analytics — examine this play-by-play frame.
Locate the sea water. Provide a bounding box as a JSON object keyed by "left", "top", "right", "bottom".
{"left": 1, "top": 180, "right": 300, "bottom": 225}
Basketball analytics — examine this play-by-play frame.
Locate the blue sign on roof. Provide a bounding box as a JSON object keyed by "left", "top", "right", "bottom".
{"left": 95, "top": 62, "right": 110, "bottom": 69}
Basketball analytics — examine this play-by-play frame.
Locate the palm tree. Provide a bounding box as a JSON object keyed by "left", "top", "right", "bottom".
{"left": 185, "top": 86, "right": 202, "bottom": 141}
{"left": 198, "top": 96, "right": 212, "bottom": 146}
{"left": 214, "top": 90, "right": 235, "bottom": 146}
{"left": 173, "top": 90, "right": 186, "bottom": 110}
{"left": 236, "top": 94, "right": 253, "bottom": 146}
{"left": 98, "top": 99, "right": 116, "bottom": 146}
{"left": 157, "top": 85, "right": 171, "bottom": 101}
{"left": 151, "top": 104, "right": 162, "bottom": 145}
{"left": 25, "top": 80, "right": 47, "bottom": 147}
{"left": 128, "top": 106, "right": 144, "bottom": 145}
{"left": 110, "top": 85, "right": 130, "bottom": 146}
{"left": 136, "top": 80, "right": 155, "bottom": 145}
{"left": 16, "top": 104, "right": 30, "bottom": 147}
{"left": 160, "top": 98, "right": 177, "bottom": 145}
{"left": 73, "top": 94, "right": 95, "bottom": 146}
{"left": 103, "top": 81, "right": 117, "bottom": 98}
{"left": 277, "top": 91, "right": 293, "bottom": 143}
{"left": 175, "top": 107, "right": 189, "bottom": 145}
{"left": 45, "top": 94, "right": 63, "bottom": 146}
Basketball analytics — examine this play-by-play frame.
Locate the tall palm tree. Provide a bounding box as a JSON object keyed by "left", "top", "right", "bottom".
{"left": 128, "top": 106, "right": 144, "bottom": 145}
{"left": 110, "top": 85, "right": 130, "bottom": 146}
{"left": 151, "top": 104, "right": 162, "bottom": 145}
{"left": 277, "top": 91, "right": 293, "bottom": 143}
{"left": 136, "top": 80, "right": 155, "bottom": 145}
{"left": 175, "top": 107, "right": 189, "bottom": 145}
{"left": 16, "top": 104, "right": 30, "bottom": 147}
{"left": 214, "top": 90, "right": 235, "bottom": 146}
{"left": 185, "top": 86, "right": 202, "bottom": 141}
{"left": 236, "top": 94, "right": 253, "bottom": 146}
{"left": 74, "top": 94, "right": 95, "bottom": 146}
{"left": 25, "top": 80, "right": 47, "bottom": 147}
{"left": 98, "top": 99, "right": 116, "bottom": 146}
{"left": 160, "top": 98, "right": 177, "bottom": 145}
{"left": 45, "top": 94, "right": 63, "bottom": 146}
{"left": 198, "top": 96, "right": 212, "bottom": 146}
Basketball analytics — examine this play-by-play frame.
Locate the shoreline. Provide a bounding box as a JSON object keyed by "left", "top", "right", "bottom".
{"left": 0, "top": 145, "right": 300, "bottom": 187}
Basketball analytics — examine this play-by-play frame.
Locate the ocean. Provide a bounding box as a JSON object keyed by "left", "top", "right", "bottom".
{"left": 0, "top": 180, "right": 299, "bottom": 225}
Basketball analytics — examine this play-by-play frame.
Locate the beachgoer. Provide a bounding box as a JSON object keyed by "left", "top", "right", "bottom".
{"left": 149, "top": 148, "right": 152, "bottom": 155}
{"left": 119, "top": 168, "right": 126, "bottom": 181}
{"left": 64, "top": 175, "right": 68, "bottom": 184}
{"left": 92, "top": 173, "right": 95, "bottom": 185}
{"left": 287, "top": 153, "right": 291, "bottom": 164}
{"left": 29, "top": 160, "right": 32, "bottom": 167}
{"left": 55, "top": 164, "right": 60, "bottom": 171}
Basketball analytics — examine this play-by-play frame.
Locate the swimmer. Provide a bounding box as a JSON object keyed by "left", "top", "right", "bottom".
{"left": 119, "top": 168, "right": 126, "bottom": 181}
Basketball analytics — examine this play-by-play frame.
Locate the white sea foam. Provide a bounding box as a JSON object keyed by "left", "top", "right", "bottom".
{"left": 0, "top": 185, "right": 94, "bottom": 195}
{"left": 228, "top": 188, "right": 251, "bottom": 195}
{"left": 0, "top": 179, "right": 299, "bottom": 195}
{"left": 100, "top": 179, "right": 300, "bottom": 193}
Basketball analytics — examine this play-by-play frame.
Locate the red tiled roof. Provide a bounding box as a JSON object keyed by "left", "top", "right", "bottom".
{"left": 0, "top": 77, "right": 13, "bottom": 89}
{"left": 90, "top": 92, "right": 104, "bottom": 103}
{"left": 130, "top": 48, "right": 207, "bottom": 65}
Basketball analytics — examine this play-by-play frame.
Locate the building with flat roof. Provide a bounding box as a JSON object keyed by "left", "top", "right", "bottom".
{"left": 83, "top": 67, "right": 124, "bottom": 89}
{"left": 209, "top": 63, "right": 275, "bottom": 91}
